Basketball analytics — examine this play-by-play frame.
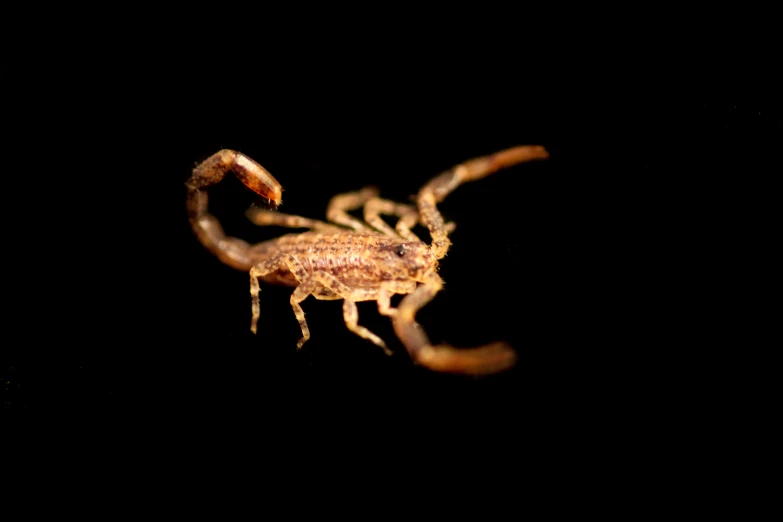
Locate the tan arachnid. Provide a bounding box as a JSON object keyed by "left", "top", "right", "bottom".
{"left": 186, "top": 146, "right": 549, "bottom": 375}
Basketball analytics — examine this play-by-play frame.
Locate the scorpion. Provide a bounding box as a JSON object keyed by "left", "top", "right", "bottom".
{"left": 186, "top": 145, "right": 549, "bottom": 375}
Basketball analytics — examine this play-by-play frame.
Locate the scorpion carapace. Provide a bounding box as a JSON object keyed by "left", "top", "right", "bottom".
{"left": 186, "top": 145, "right": 549, "bottom": 375}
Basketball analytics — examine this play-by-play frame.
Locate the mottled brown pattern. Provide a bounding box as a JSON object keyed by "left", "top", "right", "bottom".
{"left": 253, "top": 232, "right": 434, "bottom": 289}
{"left": 187, "top": 146, "right": 549, "bottom": 375}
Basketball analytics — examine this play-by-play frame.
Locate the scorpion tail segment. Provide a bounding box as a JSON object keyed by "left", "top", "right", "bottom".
{"left": 392, "top": 270, "right": 518, "bottom": 375}
{"left": 231, "top": 153, "right": 283, "bottom": 208}
{"left": 186, "top": 204, "right": 256, "bottom": 271}
{"left": 190, "top": 149, "right": 283, "bottom": 208}
{"left": 186, "top": 149, "right": 283, "bottom": 271}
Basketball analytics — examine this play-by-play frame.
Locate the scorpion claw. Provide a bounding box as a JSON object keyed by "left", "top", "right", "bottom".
{"left": 416, "top": 342, "right": 518, "bottom": 375}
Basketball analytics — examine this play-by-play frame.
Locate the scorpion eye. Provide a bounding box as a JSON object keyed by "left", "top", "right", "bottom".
{"left": 394, "top": 245, "right": 406, "bottom": 257}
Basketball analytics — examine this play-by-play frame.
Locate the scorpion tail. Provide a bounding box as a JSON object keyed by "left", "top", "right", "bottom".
{"left": 186, "top": 150, "right": 284, "bottom": 271}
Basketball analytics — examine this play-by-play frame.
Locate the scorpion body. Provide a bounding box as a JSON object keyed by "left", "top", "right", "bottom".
{"left": 186, "top": 145, "right": 549, "bottom": 375}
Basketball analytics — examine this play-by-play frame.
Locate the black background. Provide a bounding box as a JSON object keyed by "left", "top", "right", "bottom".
{"left": 2, "top": 47, "right": 779, "bottom": 433}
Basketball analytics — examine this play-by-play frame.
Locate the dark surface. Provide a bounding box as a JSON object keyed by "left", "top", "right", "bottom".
{"left": 3, "top": 56, "right": 779, "bottom": 425}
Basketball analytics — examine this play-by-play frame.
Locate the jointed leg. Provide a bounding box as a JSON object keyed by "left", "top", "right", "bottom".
{"left": 343, "top": 300, "right": 391, "bottom": 355}
{"left": 277, "top": 254, "right": 320, "bottom": 348}
{"left": 376, "top": 280, "right": 417, "bottom": 317}
{"left": 249, "top": 256, "right": 287, "bottom": 334}
{"left": 363, "top": 197, "right": 422, "bottom": 241}
{"left": 290, "top": 268, "right": 391, "bottom": 353}
{"left": 288, "top": 278, "right": 320, "bottom": 349}
{"left": 308, "top": 271, "right": 388, "bottom": 352}
{"left": 326, "top": 186, "right": 379, "bottom": 232}
{"left": 343, "top": 280, "right": 416, "bottom": 355}
{"left": 246, "top": 207, "right": 344, "bottom": 233}
{"left": 363, "top": 197, "right": 454, "bottom": 241}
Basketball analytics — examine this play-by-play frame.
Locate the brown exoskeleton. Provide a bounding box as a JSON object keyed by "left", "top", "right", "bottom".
{"left": 186, "top": 145, "right": 549, "bottom": 375}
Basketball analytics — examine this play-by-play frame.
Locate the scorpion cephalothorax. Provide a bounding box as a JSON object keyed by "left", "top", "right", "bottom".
{"left": 186, "top": 145, "right": 549, "bottom": 375}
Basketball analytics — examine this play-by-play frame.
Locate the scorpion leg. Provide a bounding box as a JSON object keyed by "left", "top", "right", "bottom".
{"left": 342, "top": 300, "right": 391, "bottom": 355}
{"left": 418, "top": 145, "right": 550, "bottom": 259}
{"left": 376, "top": 281, "right": 417, "bottom": 317}
{"left": 393, "top": 270, "right": 518, "bottom": 375}
{"left": 284, "top": 255, "right": 392, "bottom": 353}
{"left": 363, "top": 198, "right": 422, "bottom": 241}
{"left": 187, "top": 150, "right": 284, "bottom": 271}
{"left": 245, "top": 207, "right": 344, "bottom": 233}
{"left": 363, "top": 198, "right": 455, "bottom": 240}
{"left": 251, "top": 254, "right": 317, "bottom": 345}
{"left": 249, "top": 256, "right": 290, "bottom": 335}
{"left": 288, "top": 278, "right": 319, "bottom": 349}
{"left": 288, "top": 277, "right": 390, "bottom": 353}
{"left": 326, "top": 186, "right": 379, "bottom": 232}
